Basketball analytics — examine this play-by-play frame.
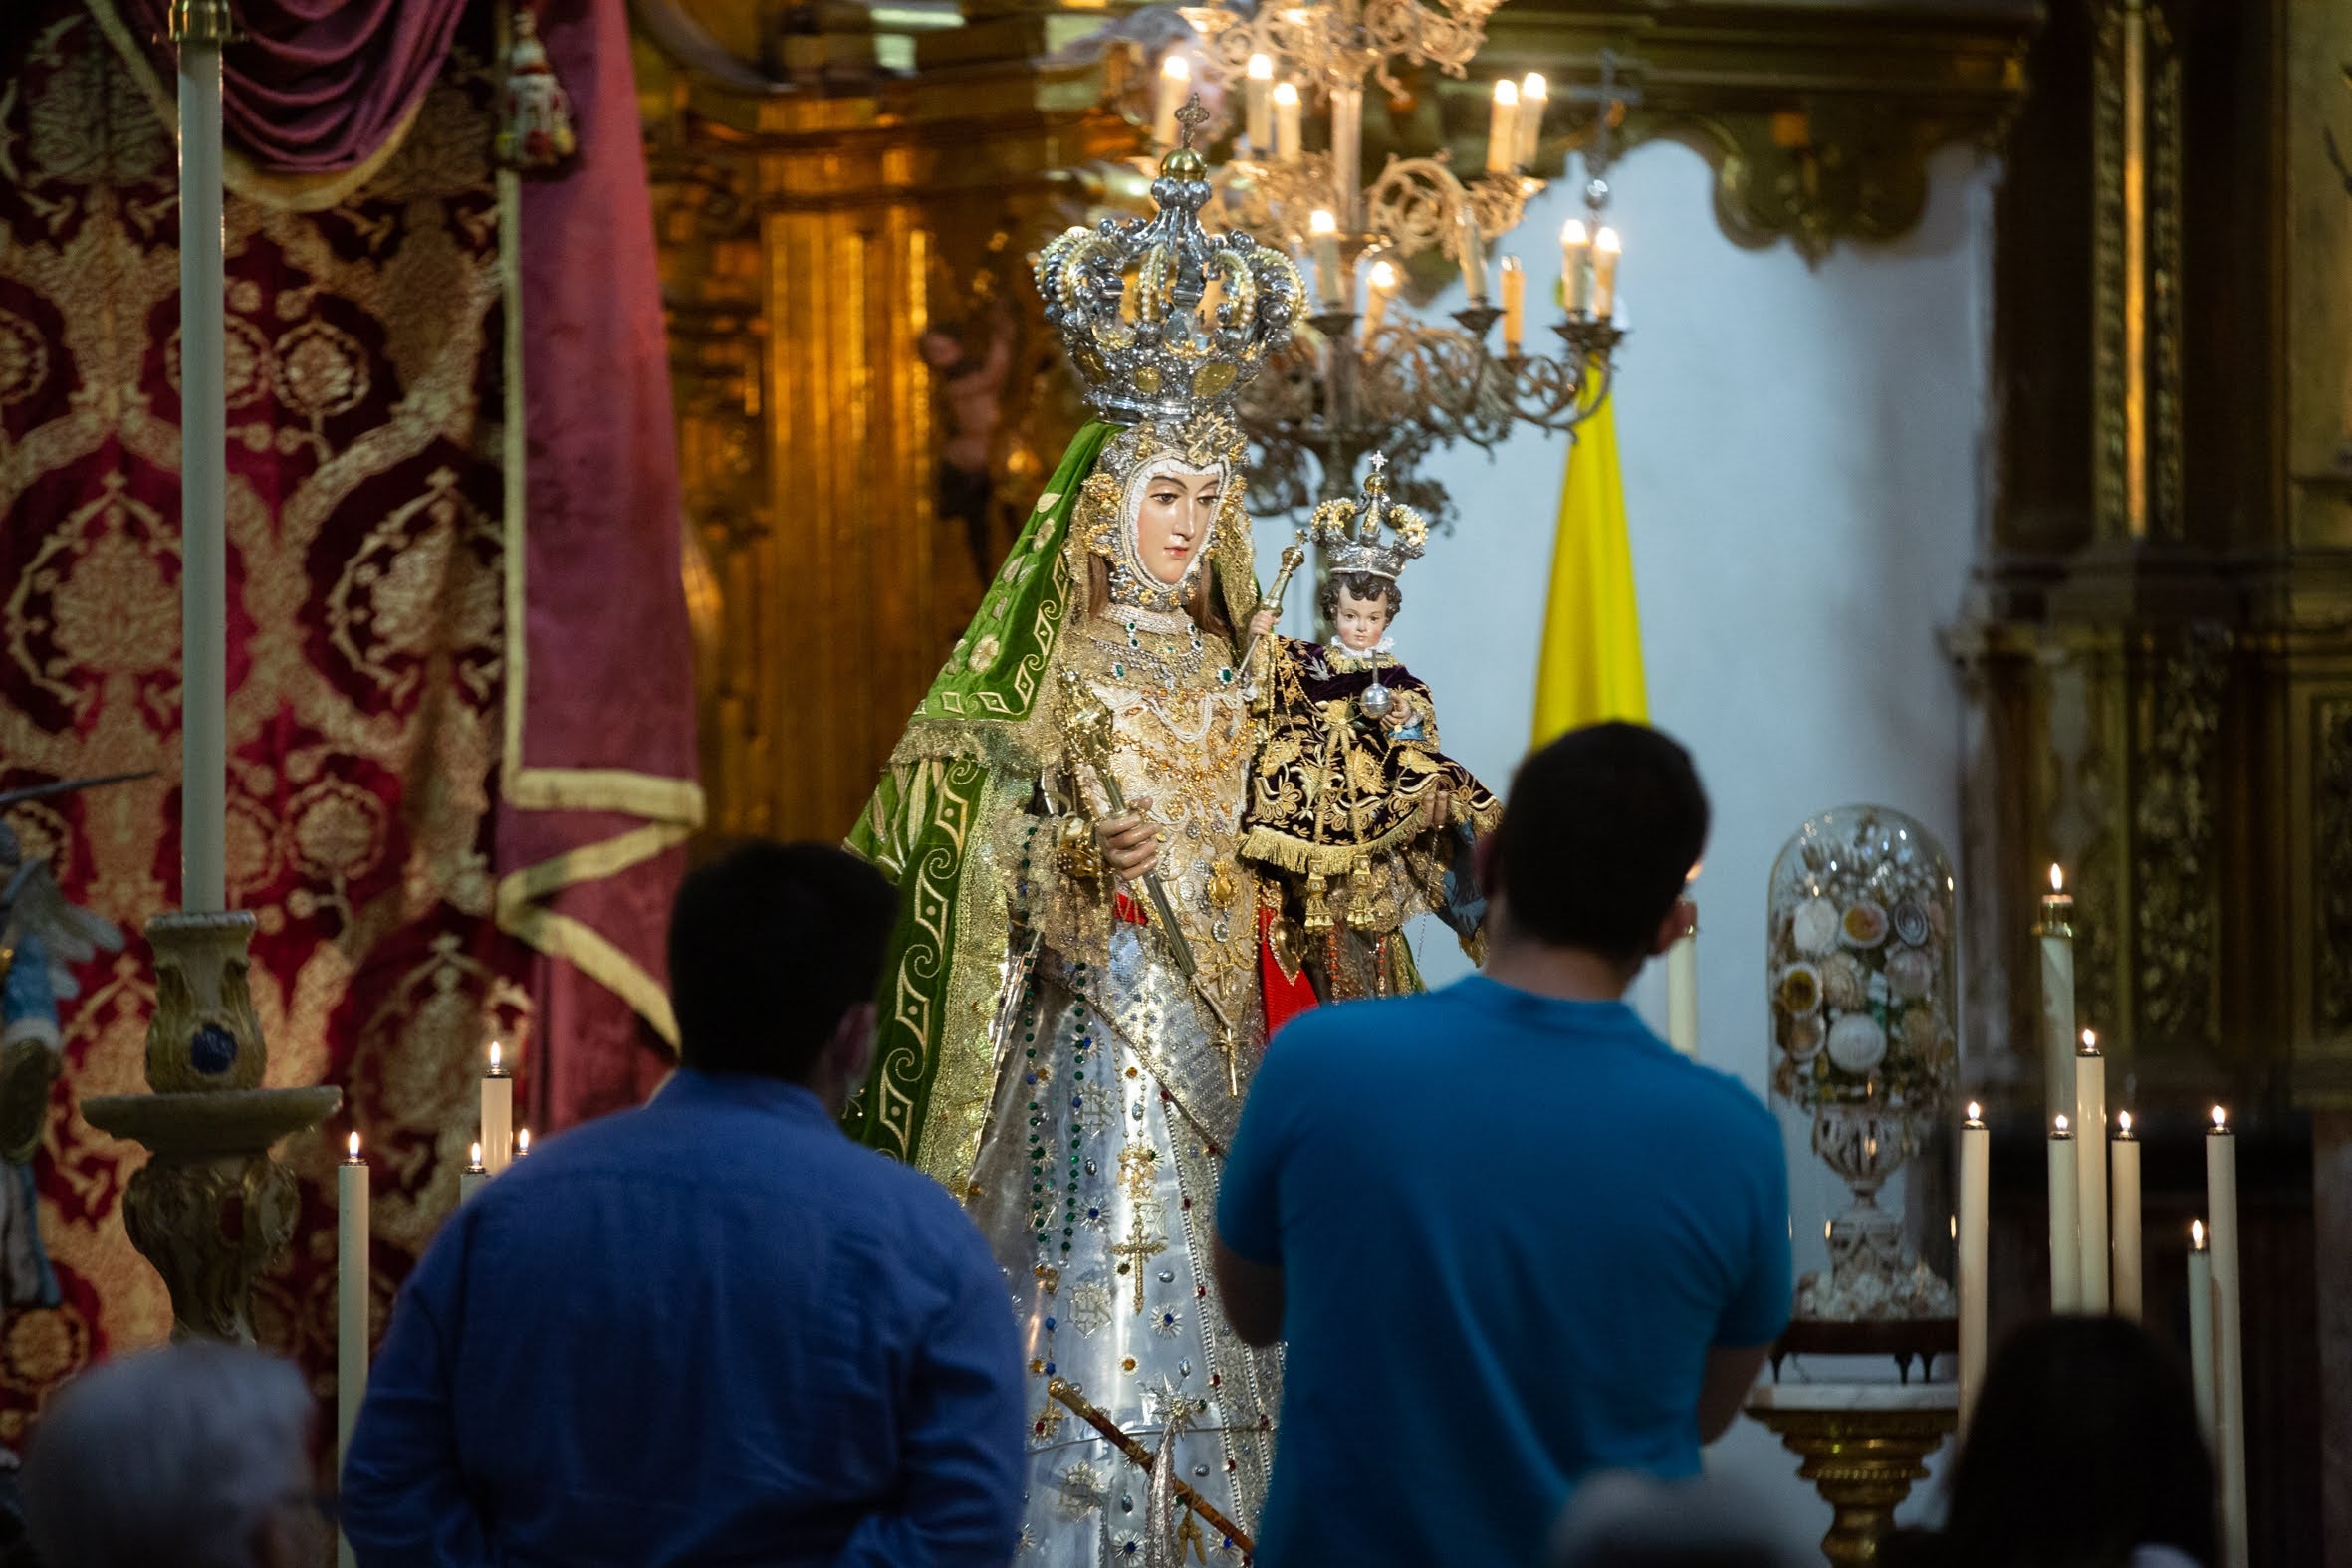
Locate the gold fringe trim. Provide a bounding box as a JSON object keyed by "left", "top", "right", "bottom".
{"left": 82, "top": 0, "right": 425, "bottom": 212}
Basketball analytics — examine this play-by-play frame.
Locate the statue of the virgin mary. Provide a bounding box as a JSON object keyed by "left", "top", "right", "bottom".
{"left": 844, "top": 122, "right": 1307, "bottom": 1560}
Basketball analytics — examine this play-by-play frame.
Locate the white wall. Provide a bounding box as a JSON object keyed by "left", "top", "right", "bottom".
{"left": 1260, "top": 136, "right": 1998, "bottom": 1540}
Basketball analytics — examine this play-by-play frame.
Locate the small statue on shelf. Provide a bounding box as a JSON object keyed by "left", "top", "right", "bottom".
{"left": 1240, "top": 455, "right": 1500, "bottom": 1015}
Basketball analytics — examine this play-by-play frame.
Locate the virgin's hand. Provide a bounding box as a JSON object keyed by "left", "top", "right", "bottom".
{"left": 1099, "top": 799, "right": 1161, "bottom": 881}
{"left": 1247, "top": 609, "right": 1278, "bottom": 642}
{"left": 1420, "top": 783, "right": 1452, "bottom": 832}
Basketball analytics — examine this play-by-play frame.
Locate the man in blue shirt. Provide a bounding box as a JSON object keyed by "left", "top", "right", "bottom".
{"left": 1215, "top": 723, "right": 1791, "bottom": 1568}
{"left": 344, "top": 842, "right": 1026, "bottom": 1568}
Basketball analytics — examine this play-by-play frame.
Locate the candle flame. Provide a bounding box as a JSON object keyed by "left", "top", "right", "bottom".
{"left": 1161, "top": 53, "right": 1190, "bottom": 81}
{"left": 1595, "top": 226, "right": 1623, "bottom": 255}
{"left": 1521, "top": 73, "right": 1547, "bottom": 104}
{"left": 1493, "top": 79, "right": 1519, "bottom": 107}
{"left": 1966, "top": 1101, "right": 1983, "bottom": 1124}
{"left": 1368, "top": 260, "right": 1397, "bottom": 293}
{"left": 470, "top": 1140, "right": 483, "bottom": 1166}
{"left": 1949, "top": 1215, "right": 1957, "bottom": 1239}
{"left": 1247, "top": 53, "right": 1273, "bottom": 80}
{"left": 2049, "top": 863, "right": 2064, "bottom": 892}
{"left": 2080, "top": 1028, "right": 2097, "bottom": 1051}
{"left": 518, "top": 1129, "right": 531, "bottom": 1156}
{"left": 488, "top": 1039, "right": 502, "bottom": 1072}
{"left": 2053, "top": 1114, "right": 2070, "bottom": 1134}
{"left": 2212, "top": 1104, "right": 2228, "bottom": 1131}
{"left": 2118, "top": 1110, "right": 2133, "bottom": 1135}
{"left": 1272, "top": 81, "right": 1298, "bottom": 107}
{"left": 1561, "top": 217, "right": 1589, "bottom": 246}
{"left": 2192, "top": 1219, "right": 2207, "bottom": 1247}
{"left": 348, "top": 1131, "right": 360, "bottom": 1160}
{"left": 1308, "top": 208, "right": 1337, "bottom": 236}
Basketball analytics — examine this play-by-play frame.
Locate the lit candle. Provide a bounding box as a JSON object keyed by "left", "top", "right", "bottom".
{"left": 1958, "top": 1103, "right": 1990, "bottom": 1433}
{"left": 2037, "top": 864, "right": 2078, "bottom": 1120}
{"left": 1517, "top": 73, "right": 1547, "bottom": 168}
{"left": 1246, "top": 54, "right": 1274, "bottom": 152}
{"left": 1486, "top": 79, "right": 1520, "bottom": 173}
{"left": 1362, "top": 260, "right": 1397, "bottom": 348}
{"left": 1560, "top": 219, "right": 1593, "bottom": 315}
{"left": 1155, "top": 55, "right": 1191, "bottom": 148}
{"left": 1592, "top": 226, "right": 1622, "bottom": 319}
{"left": 2110, "top": 1110, "right": 2143, "bottom": 1321}
{"left": 516, "top": 1128, "right": 532, "bottom": 1158}
{"left": 1499, "top": 256, "right": 1527, "bottom": 357}
{"left": 1273, "top": 82, "right": 1301, "bottom": 163}
{"left": 2188, "top": 1220, "right": 2216, "bottom": 1444}
{"left": 481, "top": 1041, "right": 514, "bottom": 1176}
{"left": 2207, "top": 1108, "right": 2248, "bottom": 1568}
{"left": 2047, "top": 1115, "right": 2080, "bottom": 1312}
{"left": 459, "top": 1140, "right": 487, "bottom": 1204}
{"left": 1331, "top": 83, "right": 1363, "bottom": 226}
{"left": 1308, "top": 209, "right": 1345, "bottom": 311}
{"left": 337, "top": 1131, "right": 368, "bottom": 1532}
{"left": 177, "top": 1, "right": 229, "bottom": 913}
{"left": 1457, "top": 207, "right": 1488, "bottom": 305}
{"left": 1664, "top": 890, "right": 1697, "bottom": 1057}
{"left": 2074, "top": 1029, "right": 2108, "bottom": 1311}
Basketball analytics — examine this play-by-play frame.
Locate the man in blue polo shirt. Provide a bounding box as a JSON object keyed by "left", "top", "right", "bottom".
{"left": 1215, "top": 723, "right": 1790, "bottom": 1568}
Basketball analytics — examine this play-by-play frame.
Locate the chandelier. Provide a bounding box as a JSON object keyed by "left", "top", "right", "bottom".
{"left": 1131, "top": 3, "right": 1631, "bottom": 522}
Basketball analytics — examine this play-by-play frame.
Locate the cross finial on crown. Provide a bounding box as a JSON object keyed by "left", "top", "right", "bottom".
{"left": 1175, "top": 95, "right": 1209, "bottom": 148}
{"left": 1367, "top": 451, "right": 1388, "bottom": 474}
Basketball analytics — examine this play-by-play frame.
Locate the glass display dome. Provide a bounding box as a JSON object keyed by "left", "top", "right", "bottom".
{"left": 1767, "top": 805, "right": 1958, "bottom": 1323}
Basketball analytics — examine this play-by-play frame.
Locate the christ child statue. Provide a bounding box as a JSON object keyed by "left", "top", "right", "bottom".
{"left": 1239, "top": 457, "right": 1500, "bottom": 1009}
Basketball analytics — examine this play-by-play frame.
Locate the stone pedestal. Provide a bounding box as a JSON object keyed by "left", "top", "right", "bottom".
{"left": 1744, "top": 1382, "right": 1957, "bottom": 1566}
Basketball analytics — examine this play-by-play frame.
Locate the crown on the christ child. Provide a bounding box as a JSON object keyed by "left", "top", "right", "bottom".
{"left": 1309, "top": 453, "right": 1428, "bottom": 581}
{"left": 1036, "top": 97, "right": 1306, "bottom": 425}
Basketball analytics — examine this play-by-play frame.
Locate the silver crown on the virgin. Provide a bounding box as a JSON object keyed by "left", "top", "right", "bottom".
{"left": 1037, "top": 99, "right": 1305, "bottom": 425}
{"left": 1309, "top": 454, "right": 1429, "bottom": 581}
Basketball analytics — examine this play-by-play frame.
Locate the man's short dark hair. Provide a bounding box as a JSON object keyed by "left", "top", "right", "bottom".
{"left": 1490, "top": 723, "right": 1708, "bottom": 964}
{"left": 667, "top": 840, "right": 898, "bottom": 1082}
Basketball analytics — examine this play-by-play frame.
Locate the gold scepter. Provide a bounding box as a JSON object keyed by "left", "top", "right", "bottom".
{"left": 1057, "top": 669, "right": 1242, "bottom": 1089}
{"left": 1047, "top": 1379, "right": 1256, "bottom": 1556}
{"left": 1239, "top": 533, "right": 1308, "bottom": 668}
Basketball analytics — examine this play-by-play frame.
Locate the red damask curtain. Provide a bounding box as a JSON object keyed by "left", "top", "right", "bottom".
{"left": 0, "top": 0, "right": 696, "bottom": 1436}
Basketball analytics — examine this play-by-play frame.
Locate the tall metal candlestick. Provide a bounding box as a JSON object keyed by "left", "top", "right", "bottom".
{"left": 174, "top": 0, "right": 234, "bottom": 914}
{"left": 2074, "top": 1030, "right": 2108, "bottom": 1311}
{"left": 2207, "top": 1110, "right": 2247, "bottom": 1568}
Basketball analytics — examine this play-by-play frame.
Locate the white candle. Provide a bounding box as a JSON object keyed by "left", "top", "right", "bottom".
{"left": 1664, "top": 898, "right": 1697, "bottom": 1057}
{"left": 482, "top": 1041, "right": 514, "bottom": 1176}
{"left": 1560, "top": 219, "right": 1593, "bottom": 315}
{"left": 2048, "top": 1115, "right": 2080, "bottom": 1312}
{"left": 1330, "top": 83, "right": 1363, "bottom": 227}
{"left": 1499, "top": 257, "right": 1527, "bottom": 357}
{"left": 1273, "top": 82, "right": 1301, "bottom": 163}
{"left": 2074, "top": 1030, "right": 2108, "bottom": 1311}
{"left": 1517, "top": 73, "right": 1547, "bottom": 169}
{"left": 1362, "top": 260, "right": 1396, "bottom": 349}
{"left": 1155, "top": 55, "right": 1190, "bottom": 148}
{"left": 2207, "top": 1109, "right": 2248, "bottom": 1568}
{"left": 2189, "top": 1220, "right": 2216, "bottom": 1445}
{"left": 516, "top": 1128, "right": 532, "bottom": 1158}
{"left": 1457, "top": 208, "right": 1487, "bottom": 305}
{"left": 1251, "top": 54, "right": 1270, "bottom": 153}
{"left": 1308, "top": 209, "right": 1345, "bottom": 311}
{"left": 178, "top": 19, "right": 229, "bottom": 914}
{"left": 337, "top": 1130, "right": 368, "bottom": 1558}
{"left": 1486, "top": 79, "right": 1520, "bottom": 173}
{"left": 1592, "top": 226, "right": 1622, "bottom": 320}
{"left": 1959, "top": 1103, "right": 1990, "bottom": 1434}
{"left": 2111, "top": 1110, "right": 2143, "bottom": 1321}
{"left": 2038, "top": 864, "right": 2078, "bottom": 1119}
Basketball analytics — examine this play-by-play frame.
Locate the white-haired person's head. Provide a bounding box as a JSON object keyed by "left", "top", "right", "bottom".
{"left": 22, "top": 1340, "right": 324, "bottom": 1568}
{"left": 1551, "top": 1470, "right": 1816, "bottom": 1568}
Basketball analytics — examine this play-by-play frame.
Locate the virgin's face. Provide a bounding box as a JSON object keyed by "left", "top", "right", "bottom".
{"left": 1132, "top": 469, "right": 1222, "bottom": 586}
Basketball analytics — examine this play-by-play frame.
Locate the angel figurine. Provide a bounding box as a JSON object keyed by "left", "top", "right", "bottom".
{"left": 1240, "top": 456, "right": 1501, "bottom": 1013}
{"left": 0, "top": 777, "right": 132, "bottom": 1309}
